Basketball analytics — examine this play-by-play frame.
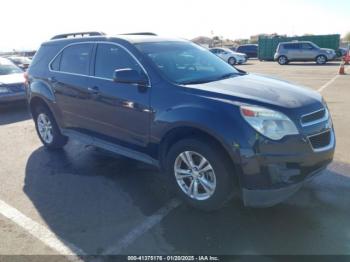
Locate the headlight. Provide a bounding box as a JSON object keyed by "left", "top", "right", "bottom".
{"left": 240, "top": 105, "right": 299, "bottom": 140}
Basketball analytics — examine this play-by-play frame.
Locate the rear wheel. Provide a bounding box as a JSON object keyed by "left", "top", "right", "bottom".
{"left": 316, "top": 55, "right": 327, "bottom": 65}
{"left": 228, "top": 57, "right": 237, "bottom": 65}
{"left": 34, "top": 105, "right": 68, "bottom": 149}
{"left": 165, "top": 138, "right": 233, "bottom": 211}
{"left": 278, "top": 56, "right": 288, "bottom": 65}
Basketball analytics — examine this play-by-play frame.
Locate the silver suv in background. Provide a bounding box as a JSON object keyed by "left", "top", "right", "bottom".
{"left": 274, "top": 41, "right": 336, "bottom": 65}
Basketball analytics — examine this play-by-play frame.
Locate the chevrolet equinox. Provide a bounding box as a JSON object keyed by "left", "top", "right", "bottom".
{"left": 26, "top": 32, "right": 335, "bottom": 210}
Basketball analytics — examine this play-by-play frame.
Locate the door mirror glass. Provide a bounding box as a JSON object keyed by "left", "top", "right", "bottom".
{"left": 113, "top": 68, "right": 148, "bottom": 86}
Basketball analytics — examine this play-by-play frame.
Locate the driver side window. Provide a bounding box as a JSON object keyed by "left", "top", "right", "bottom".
{"left": 94, "top": 43, "right": 143, "bottom": 79}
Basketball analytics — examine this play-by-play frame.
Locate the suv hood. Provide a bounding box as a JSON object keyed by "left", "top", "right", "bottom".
{"left": 320, "top": 48, "right": 335, "bottom": 53}
{"left": 0, "top": 73, "right": 24, "bottom": 85}
{"left": 186, "top": 73, "right": 322, "bottom": 109}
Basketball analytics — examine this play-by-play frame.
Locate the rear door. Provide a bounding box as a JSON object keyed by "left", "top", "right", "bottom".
{"left": 285, "top": 43, "right": 301, "bottom": 60}
{"left": 49, "top": 43, "right": 95, "bottom": 131}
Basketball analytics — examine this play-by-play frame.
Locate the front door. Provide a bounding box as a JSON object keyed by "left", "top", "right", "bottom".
{"left": 300, "top": 42, "right": 316, "bottom": 60}
{"left": 84, "top": 43, "right": 151, "bottom": 148}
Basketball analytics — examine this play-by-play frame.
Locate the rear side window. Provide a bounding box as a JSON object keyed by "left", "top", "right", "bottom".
{"left": 94, "top": 43, "right": 143, "bottom": 79}
{"left": 283, "top": 43, "right": 299, "bottom": 50}
{"left": 300, "top": 43, "right": 313, "bottom": 49}
{"left": 57, "top": 43, "right": 92, "bottom": 75}
{"left": 50, "top": 53, "right": 61, "bottom": 71}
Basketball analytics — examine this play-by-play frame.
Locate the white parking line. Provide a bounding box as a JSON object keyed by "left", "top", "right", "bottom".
{"left": 0, "top": 199, "right": 85, "bottom": 260}
{"left": 102, "top": 198, "right": 181, "bottom": 255}
{"left": 318, "top": 74, "right": 339, "bottom": 93}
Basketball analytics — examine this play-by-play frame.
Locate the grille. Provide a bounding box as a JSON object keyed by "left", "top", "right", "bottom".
{"left": 301, "top": 109, "right": 326, "bottom": 125}
{"left": 308, "top": 130, "right": 331, "bottom": 149}
{"left": 7, "top": 84, "right": 25, "bottom": 93}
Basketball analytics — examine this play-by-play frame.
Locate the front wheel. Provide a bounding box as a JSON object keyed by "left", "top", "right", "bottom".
{"left": 316, "top": 55, "right": 327, "bottom": 65}
{"left": 165, "top": 138, "right": 234, "bottom": 211}
{"left": 228, "top": 57, "right": 237, "bottom": 65}
{"left": 278, "top": 56, "right": 288, "bottom": 65}
{"left": 34, "top": 105, "right": 68, "bottom": 149}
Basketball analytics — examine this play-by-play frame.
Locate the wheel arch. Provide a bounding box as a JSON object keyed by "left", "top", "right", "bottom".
{"left": 158, "top": 125, "right": 241, "bottom": 186}
{"left": 29, "top": 96, "right": 52, "bottom": 117}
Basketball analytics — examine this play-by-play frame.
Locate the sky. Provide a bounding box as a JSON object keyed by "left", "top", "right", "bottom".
{"left": 0, "top": 0, "right": 349, "bottom": 51}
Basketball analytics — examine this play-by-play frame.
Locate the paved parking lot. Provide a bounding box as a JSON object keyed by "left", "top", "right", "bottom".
{"left": 0, "top": 60, "right": 350, "bottom": 259}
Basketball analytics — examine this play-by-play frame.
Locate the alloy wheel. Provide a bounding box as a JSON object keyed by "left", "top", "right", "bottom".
{"left": 317, "top": 56, "right": 326, "bottom": 64}
{"left": 37, "top": 113, "right": 54, "bottom": 144}
{"left": 174, "top": 151, "right": 216, "bottom": 200}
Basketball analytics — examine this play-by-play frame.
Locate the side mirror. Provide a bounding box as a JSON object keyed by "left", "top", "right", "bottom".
{"left": 113, "top": 68, "right": 148, "bottom": 87}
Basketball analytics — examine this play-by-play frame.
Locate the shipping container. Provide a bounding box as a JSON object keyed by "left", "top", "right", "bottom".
{"left": 258, "top": 34, "right": 340, "bottom": 61}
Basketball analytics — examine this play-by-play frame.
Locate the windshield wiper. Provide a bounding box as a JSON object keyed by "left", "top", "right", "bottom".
{"left": 180, "top": 78, "right": 216, "bottom": 85}
{"left": 180, "top": 72, "right": 239, "bottom": 85}
{"left": 215, "top": 72, "right": 238, "bottom": 80}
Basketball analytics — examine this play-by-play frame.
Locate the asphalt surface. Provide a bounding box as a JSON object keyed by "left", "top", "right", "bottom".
{"left": 0, "top": 61, "right": 349, "bottom": 259}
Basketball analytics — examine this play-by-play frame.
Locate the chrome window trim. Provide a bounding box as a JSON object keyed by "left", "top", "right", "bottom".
{"left": 48, "top": 41, "right": 151, "bottom": 87}
{"left": 300, "top": 108, "right": 328, "bottom": 127}
{"left": 307, "top": 129, "right": 334, "bottom": 152}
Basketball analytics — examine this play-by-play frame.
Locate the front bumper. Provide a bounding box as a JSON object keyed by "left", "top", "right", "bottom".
{"left": 326, "top": 53, "right": 337, "bottom": 61}
{"left": 0, "top": 91, "right": 26, "bottom": 103}
{"left": 238, "top": 128, "right": 335, "bottom": 207}
{"left": 242, "top": 165, "right": 326, "bottom": 207}
{"left": 237, "top": 57, "right": 247, "bottom": 64}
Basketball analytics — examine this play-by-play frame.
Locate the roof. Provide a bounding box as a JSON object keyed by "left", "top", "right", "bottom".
{"left": 280, "top": 40, "right": 312, "bottom": 44}
{"left": 45, "top": 32, "right": 187, "bottom": 46}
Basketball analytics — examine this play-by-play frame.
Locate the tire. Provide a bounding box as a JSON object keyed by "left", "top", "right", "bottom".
{"left": 228, "top": 57, "right": 237, "bottom": 65}
{"left": 165, "top": 138, "right": 234, "bottom": 211}
{"left": 34, "top": 105, "right": 68, "bottom": 149}
{"left": 316, "top": 55, "right": 327, "bottom": 65}
{"left": 278, "top": 56, "right": 288, "bottom": 65}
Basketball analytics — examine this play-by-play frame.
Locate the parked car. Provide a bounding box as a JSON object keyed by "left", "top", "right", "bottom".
{"left": 236, "top": 44, "right": 258, "bottom": 58}
{"left": 27, "top": 32, "right": 335, "bottom": 210}
{"left": 7, "top": 56, "right": 32, "bottom": 70}
{"left": 209, "top": 47, "right": 247, "bottom": 65}
{"left": 337, "top": 47, "right": 348, "bottom": 57}
{"left": 0, "top": 57, "right": 26, "bottom": 103}
{"left": 274, "top": 41, "right": 337, "bottom": 65}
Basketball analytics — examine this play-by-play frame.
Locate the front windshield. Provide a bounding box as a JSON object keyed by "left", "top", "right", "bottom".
{"left": 0, "top": 59, "right": 23, "bottom": 75}
{"left": 136, "top": 41, "right": 240, "bottom": 84}
{"left": 310, "top": 42, "right": 320, "bottom": 49}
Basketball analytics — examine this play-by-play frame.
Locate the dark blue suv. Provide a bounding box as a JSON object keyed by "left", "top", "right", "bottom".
{"left": 27, "top": 32, "right": 335, "bottom": 210}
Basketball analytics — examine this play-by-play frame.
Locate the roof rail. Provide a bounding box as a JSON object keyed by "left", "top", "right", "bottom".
{"left": 119, "top": 32, "right": 157, "bottom": 36}
{"left": 51, "top": 31, "right": 106, "bottom": 40}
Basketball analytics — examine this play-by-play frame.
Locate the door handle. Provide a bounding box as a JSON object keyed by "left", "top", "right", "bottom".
{"left": 87, "top": 86, "right": 100, "bottom": 95}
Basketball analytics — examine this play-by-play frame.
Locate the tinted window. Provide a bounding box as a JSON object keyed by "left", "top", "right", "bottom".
{"left": 300, "top": 43, "right": 313, "bottom": 49}
{"left": 50, "top": 53, "right": 61, "bottom": 71}
{"left": 60, "top": 44, "right": 91, "bottom": 75}
{"left": 94, "top": 44, "right": 142, "bottom": 79}
{"left": 237, "top": 46, "right": 248, "bottom": 52}
{"left": 283, "top": 43, "right": 299, "bottom": 50}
